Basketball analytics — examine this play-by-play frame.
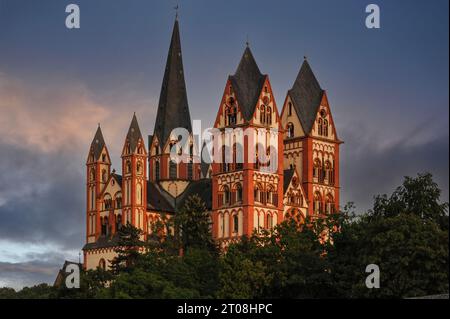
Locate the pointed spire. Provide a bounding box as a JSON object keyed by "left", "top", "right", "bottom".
{"left": 90, "top": 125, "right": 106, "bottom": 160}
{"left": 288, "top": 59, "right": 324, "bottom": 134}
{"left": 126, "top": 113, "right": 144, "bottom": 152}
{"left": 153, "top": 18, "right": 192, "bottom": 144}
{"left": 229, "top": 46, "right": 266, "bottom": 121}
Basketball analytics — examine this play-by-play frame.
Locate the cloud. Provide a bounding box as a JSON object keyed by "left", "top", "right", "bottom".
{"left": 0, "top": 71, "right": 156, "bottom": 257}
{"left": 0, "top": 251, "right": 71, "bottom": 290}
{"left": 340, "top": 127, "right": 449, "bottom": 212}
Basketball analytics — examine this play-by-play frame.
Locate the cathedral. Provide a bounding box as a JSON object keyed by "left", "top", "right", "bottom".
{"left": 82, "top": 18, "right": 342, "bottom": 270}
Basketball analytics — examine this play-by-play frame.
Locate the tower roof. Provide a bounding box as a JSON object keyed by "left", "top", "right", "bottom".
{"left": 153, "top": 19, "right": 192, "bottom": 145}
{"left": 288, "top": 59, "right": 324, "bottom": 134}
{"left": 90, "top": 125, "right": 106, "bottom": 160}
{"left": 126, "top": 113, "right": 144, "bottom": 152}
{"left": 229, "top": 46, "right": 267, "bottom": 121}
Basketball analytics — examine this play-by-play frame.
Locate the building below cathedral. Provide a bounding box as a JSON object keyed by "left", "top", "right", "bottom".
{"left": 82, "top": 18, "right": 342, "bottom": 270}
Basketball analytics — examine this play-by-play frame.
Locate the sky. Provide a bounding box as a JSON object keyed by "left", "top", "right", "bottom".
{"left": 0, "top": 0, "right": 448, "bottom": 289}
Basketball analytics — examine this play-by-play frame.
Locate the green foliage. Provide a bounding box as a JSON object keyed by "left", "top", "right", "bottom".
{"left": 172, "top": 194, "right": 217, "bottom": 252}
{"left": 110, "top": 223, "right": 144, "bottom": 274}
{"left": 2, "top": 173, "right": 447, "bottom": 299}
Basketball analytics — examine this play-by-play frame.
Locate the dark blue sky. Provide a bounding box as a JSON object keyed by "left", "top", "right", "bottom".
{"left": 0, "top": 0, "right": 448, "bottom": 289}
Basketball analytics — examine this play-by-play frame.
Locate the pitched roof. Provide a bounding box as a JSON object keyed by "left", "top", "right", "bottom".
{"left": 288, "top": 59, "right": 324, "bottom": 134}
{"left": 153, "top": 19, "right": 192, "bottom": 144}
{"left": 147, "top": 179, "right": 213, "bottom": 213}
{"left": 200, "top": 142, "right": 212, "bottom": 177}
{"left": 90, "top": 126, "right": 106, "bottom": 160}
{"left": 283, "top": 169, "right": 295, "bottom": 193}
{"left": 112, "top": 173, "right": 122, "bottom": 186}
{"left": 229, "top": 46, "right": 267, "bottom": 121}
{"left": 126, "top": 114, "right": 144, "bottom": 152}
{"left": 177, "top": 179, "right": 212, "bottom": 210}
{"left": 147, "top": 181, "right": 177, "bottom": 213}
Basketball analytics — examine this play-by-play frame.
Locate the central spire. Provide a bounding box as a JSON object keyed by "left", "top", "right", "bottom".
{"left": 153, "top": 18, "right": 192, "bottom": 145}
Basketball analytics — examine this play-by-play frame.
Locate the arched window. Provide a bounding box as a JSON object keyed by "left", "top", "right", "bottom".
{"left": 287, "top": 123, "right": 294, "bottom": 138}
{"left": 233, "top": 214, "right": 239, "bottom": 233}
{"left": 98, "top": 259, "right": 106, "bottom": 270}
{"left": 90, "top": 169, "right": 95, "bottom": 182}
{"left": 326, "top": 194, "right": 335, "bottom": 214}
{"left": 236, "top": 183, "right": 243, "bottom": 202}
{"left": 154, "top": 145, "right": 159, "bottom": 155}
{"left": 267, "top": 106, "right": 272, "bottom": 125}
{"left": 169, "top": 160, "right": 177, "bottom": 179}
{"left": 313, "top": 159, "right": 321, "bottom": 180}
{"left": 324, "top": 161, "right": 332, "bottom": 184}
{"left": 137, "top": 162, "right": 142, "bottom": 175}
{"left": 116, "top": 214, "right": 122, "bottom": 230}
{"left": 102, "top": 169, "right": 107, "bottom": 183}
{"left": 318, "top": 118, "right": 323, "bottom": 136}
{"left": 260, "top": 105, "right": 266, "bottom": 123}
{"left": 136, "top": 183, "right": 142, "bottom": 205}
{"left": 155, "top": 161, "right": 160, "bottom": 180}
{"left": 323, "top": 119, "right": 329, "bottom": 136}
{"left": 104, "top": 195, "right": 112, "bottom": 210}
{"left": 313, "top": 192, "right": 322, "bottom": 214}
{"left": 126, "top": 161, "right": 131, "bottom": 174}
{"left": 116, "top": 196, "right": 122, "bottom": 209}
{"left": 288, "top": 102, "right": 292, "bottom": 116}
{"left": 223, "top": 186, "right": 230, "bottom": 205}
{"left": 254, "top": 184, "right": 261, "bottom": 202}
{"left": 267, "top": 214, "right": 273, "bottom": 229}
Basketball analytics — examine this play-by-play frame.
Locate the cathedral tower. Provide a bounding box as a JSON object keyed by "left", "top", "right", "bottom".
{"left": 280, "top": 59, "right": 342, "bottom": 217}
{"left": 86, "top": 126, "right": 111, "bottom": 243}
{"left": 121, "top": 114, "right": 148, "bottom": 234}
{"left": 211, "top": 46, "right": 284, "bottom": 246}
{"left": 149, "top": 18, "right": 200, "bottom": 197}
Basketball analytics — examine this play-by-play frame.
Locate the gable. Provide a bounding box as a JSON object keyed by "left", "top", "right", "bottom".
{"left": 310, "top": 92, "right": 339, "bottom": 141}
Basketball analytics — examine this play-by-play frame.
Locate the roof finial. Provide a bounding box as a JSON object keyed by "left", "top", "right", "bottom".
{"left": 246, "top": 34, "right": 249, "bottom": 47}
{"left": 174, "top": 4, "right": 179, "bottom": 20}
{"left": 304, "top": 55, "right": 307, "bottom": 60}
{"left": 98, "top": 122, "right": 100, "bottom": 128}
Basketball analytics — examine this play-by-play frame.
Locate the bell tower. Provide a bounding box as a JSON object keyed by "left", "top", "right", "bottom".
{"left": 211, "top": 46, "right": 284, "bottom": 247}
{"left": 121, "top": 114, "right": 148, "bottom": 234}
{"left": 280, "top": 59, "right": 342, "bottom": 217}
{"left": 86, "top": 125, "right": 111, "bottom": 243}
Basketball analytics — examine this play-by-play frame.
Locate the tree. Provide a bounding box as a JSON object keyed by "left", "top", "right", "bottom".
{"left": 329, "top": 173, "right": 449, "bottom": 298}
{"left": 110, "top": 223, "right": 144, "bottom": 274}
{"left": 173, "top": 195, "right": 217, "bottom": 253}
{"left": 371, "top": 173, "right": 448, "bottom": 228}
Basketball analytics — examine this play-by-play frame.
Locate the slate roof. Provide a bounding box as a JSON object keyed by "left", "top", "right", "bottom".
{"left": 126, "top": 114, "right": 144, "bottom": 152}
{"left": 177, "top": 179, "right": 212, "bottom": 211}
{"left": 229, "top": 46, "right": 267, "bottom": 122}
{"left": 200, "top": 142, "right": 212, "bottom": 177}
{"left": 283, "top": 169, "right": 295, "bottom": 193}
{"left": 288, "top": 59, "right": 324, "bottom": 135}
{"left": 147, "top": 179, "right": 213, "bottom": 213}
{"left": 153, "top": 19, "right": 192, "bottom": 145}
{"left": 82, "top": 233, "right": 121, "bottom": 250}
{"left": 90, "top": 126, "right": 106, "bottom": 160}
{"left": 112, "top": 173, "right": 122, "bottom": 186}
{"left": 147, "top": 181, "right": 177, "bottom": 213}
